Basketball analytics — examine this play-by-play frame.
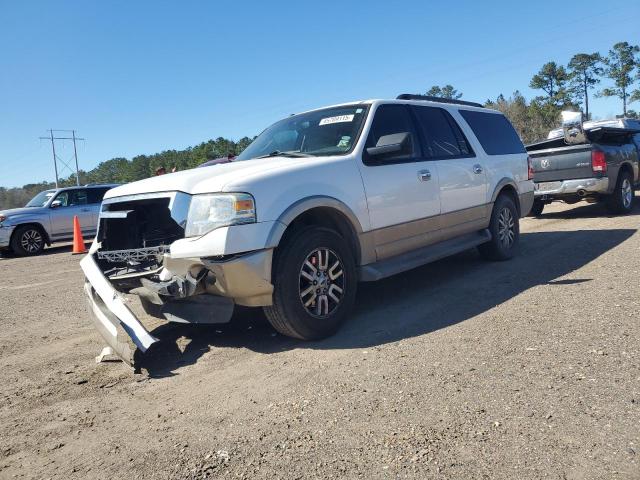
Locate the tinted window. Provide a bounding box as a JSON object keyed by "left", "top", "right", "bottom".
{"left": 88, "top": 187, "right": 111, "bottom": 204}
{"left": 459, "top": 110, "right": 525, "bottom": 155}
{"left": 55, "top": 189, "right": 88, "bottom": 207}
{"left": 412, "top": 106, "right": 473, "bottom": 159}
{"left": 364, "top": 104, "right": 419, "bottom": 165}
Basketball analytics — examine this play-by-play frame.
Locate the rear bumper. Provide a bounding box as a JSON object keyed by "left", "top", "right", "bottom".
{"left": 534, "top": 177, "right": 609, "bottom": 198}
{"left": 519, "top": 190, "right": 534, "bottom": 217}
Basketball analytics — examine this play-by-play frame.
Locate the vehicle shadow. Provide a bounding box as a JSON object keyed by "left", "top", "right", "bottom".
{"left": 137, "top": 228, "right": 635, "bottom": 377}
{"left": 0, "top": 243, "right": 73, "bottom": 259}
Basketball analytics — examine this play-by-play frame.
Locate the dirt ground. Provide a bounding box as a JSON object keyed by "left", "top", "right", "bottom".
{"left": 0, "top": 199, "right": 639, "bottom": 479}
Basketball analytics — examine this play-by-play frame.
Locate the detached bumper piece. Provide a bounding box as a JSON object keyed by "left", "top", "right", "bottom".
{"left": 81, "top": 254, "right": 158, "bottom": 365}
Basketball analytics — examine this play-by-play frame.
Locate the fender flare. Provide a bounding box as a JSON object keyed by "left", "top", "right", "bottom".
{"left": 265, "top": 196, "right": 369, "bottom": 262}
{"left": 490, "top": 178, "right": 521, "bottom": 213}
{"left": 10, "top": 221, "right": 51, "bottom": 245}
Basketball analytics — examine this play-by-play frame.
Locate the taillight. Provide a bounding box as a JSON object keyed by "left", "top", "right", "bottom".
{"left": 591, "top": 151, "right": 607, "bottom": 174}
{"left": 527, "top": 155, "right": 533, "bottom": 180}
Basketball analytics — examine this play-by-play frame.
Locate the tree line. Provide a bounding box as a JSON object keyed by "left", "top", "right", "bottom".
{"left": 0, "top": 136, "right": 252, "bottom": 210}
{"left": 2, "top": 41, "right": 638, "bottom": 210}
{"left": 426, "top": 41, "right": 640, "bottom": 143}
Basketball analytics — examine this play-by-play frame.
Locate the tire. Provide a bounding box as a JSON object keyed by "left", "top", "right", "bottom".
{"left": 10, "top": 225, "right": 45, "bottom": 256}
{"left": 263, "top": 226, "right": 357, "bottom": 340}
{"left": 478, "top": 194, "right": 520, "bottom": 261}
{"left": 530, "top": 199, "right": 545, "bottom": 217}
{"left": 605, "top": 170, "right": 634, "bottom": 214}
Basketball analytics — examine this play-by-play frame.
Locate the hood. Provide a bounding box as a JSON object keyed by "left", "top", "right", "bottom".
{"left": 105, "top": 156, "right": 311, "bottom": 199}
{"left": 0, "top": 206, "right": 44, "bottom": 223}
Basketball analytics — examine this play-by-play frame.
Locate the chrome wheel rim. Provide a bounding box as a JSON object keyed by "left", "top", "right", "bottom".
{"left": 621, "top": 178, "right": 633, "bottom": 209}
{"left": 497, "top": 207, "right": 515, "bottom": 249}
{"left": 299, "top": 248, "right": 345, "bottom": 318}
{"left": 21, "top": 229, "right": 43, "bottom": 253}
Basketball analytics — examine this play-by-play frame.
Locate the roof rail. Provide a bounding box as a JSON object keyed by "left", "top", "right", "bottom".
{"left": 396, "top": 94, "right": 484, "bottom": 108}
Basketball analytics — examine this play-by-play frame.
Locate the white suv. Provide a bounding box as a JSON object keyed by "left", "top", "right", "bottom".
{"left": 81, "top": 95, "right": 534, "bottom": 363}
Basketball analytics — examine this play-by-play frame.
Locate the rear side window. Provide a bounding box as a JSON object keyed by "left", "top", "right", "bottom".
{"left": 458, "top": 110, "right": 525, "bottom": 155}
{"left": 88, "top": 187, "right": 111, "bottom": 204}
{"left": 411, "top": 106, "right": 473, "bottom": 159}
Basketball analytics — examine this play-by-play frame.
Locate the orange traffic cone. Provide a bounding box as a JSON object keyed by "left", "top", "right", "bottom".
{"left": 72, "top": 215, "right": 87, "bottom": 255}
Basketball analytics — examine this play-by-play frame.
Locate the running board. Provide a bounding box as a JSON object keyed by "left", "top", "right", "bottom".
{"left": 359, "top": 229, "right": 492, "bottom": 282}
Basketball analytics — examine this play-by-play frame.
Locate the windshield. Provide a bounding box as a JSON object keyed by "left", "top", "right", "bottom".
{"left": 237, "top": 105, "right": 369, "bottom": 161}
{"left": 25, "top": 190, "right": 56, "bottom": 207}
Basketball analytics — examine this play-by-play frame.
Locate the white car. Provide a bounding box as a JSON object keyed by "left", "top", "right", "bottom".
{"left": 81, "top": 95, "right": 534, "bottom": 364}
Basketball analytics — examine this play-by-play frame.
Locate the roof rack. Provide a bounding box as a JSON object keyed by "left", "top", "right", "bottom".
{"left": 396, "top": 94, "right": 484, "bottom": 108}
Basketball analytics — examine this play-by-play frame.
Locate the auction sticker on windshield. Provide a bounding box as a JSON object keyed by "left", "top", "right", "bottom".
{"left": 319, "top": 115, "right": 354, "bottom": 126}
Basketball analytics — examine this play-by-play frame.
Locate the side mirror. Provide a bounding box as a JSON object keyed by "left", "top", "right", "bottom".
{"left": 562, "top": 111, "right": 586, "bottom": 145}
{"left": 50, "top": 200, "right": 62, "bottom": 209}
{"left": 366, "top": 132, "right": 412, "bottom": 158}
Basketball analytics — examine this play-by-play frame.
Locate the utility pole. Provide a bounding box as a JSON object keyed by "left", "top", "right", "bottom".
{"left": 49, "top": 129, "right": 60, "bottom": 188}
{"left": 72, "top": 130, "right": 80, "bottom": 185}
{"left": 39, "top": 130, "right": 85, "bottom": 187}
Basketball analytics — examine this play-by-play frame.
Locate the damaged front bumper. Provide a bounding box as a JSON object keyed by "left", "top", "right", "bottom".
{"left": 81, "top": 254, "right": 159, "bottom": 365}
{"left": 81, "top": 246, "right": 274, "bottom": 365}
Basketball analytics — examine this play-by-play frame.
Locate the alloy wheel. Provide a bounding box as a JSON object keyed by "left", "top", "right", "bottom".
{"left": 621, "top": 178, "right": 633, "bottom": 209}
{"left": 497, "top": 207, "right": 515, "bottom": 249}
{"left": 299, "top": 248, "right": 345, "bottom": 318}
{"left": 20, "top": 229, "right": 43, "bottom": 253}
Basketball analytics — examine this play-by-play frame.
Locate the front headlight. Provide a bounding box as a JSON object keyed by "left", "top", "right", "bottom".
{"left": 0, "top": 215, "right": 6, "bottom": 227}
{"left": 185, "top": 193, "right": 256, "bottom": 237}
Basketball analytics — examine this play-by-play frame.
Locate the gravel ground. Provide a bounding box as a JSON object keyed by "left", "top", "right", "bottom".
{"left": 0, "top": 199, "right": 639, "bottom": 479}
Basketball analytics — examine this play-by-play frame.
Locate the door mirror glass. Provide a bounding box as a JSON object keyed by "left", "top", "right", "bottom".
{"left": 50, "top": 200, "right": 62, "bottom": 209}
{"left": 562, "top": 111, "right": 586, "bottom": 145}
{"left": 366, "top": 132, "right": 411, "bottom": 158}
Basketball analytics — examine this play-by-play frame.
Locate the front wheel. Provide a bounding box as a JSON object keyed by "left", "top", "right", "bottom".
{"left": 605, "top": 170, "right": 634, "bottom": 214}
{"left": 10, "top": 225, "right": 45, "bottom": 256}
{"left": 478, "top": 194, "right": 520, "bottom": 261}
{"left": 264, "top": 226, "right": 357, "bottom": 340}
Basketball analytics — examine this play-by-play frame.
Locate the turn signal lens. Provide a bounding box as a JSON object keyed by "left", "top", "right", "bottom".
{"left": 235, "top": 199, "right": 255, "bottom": 213}
{"left": 591, "top": 151, "right": 607, "bottom": 173}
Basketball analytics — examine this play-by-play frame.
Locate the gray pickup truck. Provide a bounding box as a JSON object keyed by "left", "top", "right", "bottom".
{"left": 526, "top": 113, "right": 640, "bottom": 216}
{"left": 0, "top": 184, "right": 118, "bottom": 256}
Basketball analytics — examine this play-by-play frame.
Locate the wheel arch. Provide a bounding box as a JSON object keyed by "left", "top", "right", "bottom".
{"left": 10, "top": 222, "right": 51, "bottom": 246}
{"left": 618, "top": 161, "right": 635, "bottom": 180}
{"left": 491, "top": 179, "right": 521, "bottom": 216}
{"left": 267, "top": 197, "right": 370, "bottom": 267}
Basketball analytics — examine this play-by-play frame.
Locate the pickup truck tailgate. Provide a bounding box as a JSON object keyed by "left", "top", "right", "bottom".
{"left": 528, "top": 144, "right": 593, "bottom": 182}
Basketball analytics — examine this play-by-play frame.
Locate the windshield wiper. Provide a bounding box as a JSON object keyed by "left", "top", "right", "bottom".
{"left": 256, "top": 150, "right": 311, "bottom": 159}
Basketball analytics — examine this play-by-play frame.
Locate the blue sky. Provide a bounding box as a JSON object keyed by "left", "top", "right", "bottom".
{"left": 1, "top": 0, "right": 638, "bottom": 187}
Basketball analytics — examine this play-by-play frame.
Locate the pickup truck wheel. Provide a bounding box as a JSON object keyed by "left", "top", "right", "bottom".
{"left": 478, "top": 194, "right": 519, "bottom": 261}
{"left": 10, "top": 225, "right": 45, "bottom": 256}
{"left": 264, "top": 226, "right": 357, "bottom": 340}
{"left": 530, "top": 199, "right": 545, "bottom": 217}
{"left": 606, "top": 170, "right": 634, "bottom": 214}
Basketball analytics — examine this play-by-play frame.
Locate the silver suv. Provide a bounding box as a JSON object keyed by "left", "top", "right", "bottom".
{"left": 0, "top": 184, "right": 118, "bottom": 256}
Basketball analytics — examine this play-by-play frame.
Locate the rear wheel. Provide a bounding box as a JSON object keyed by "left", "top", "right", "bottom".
{"left": 605, "top": 170, "right": 634, "bottom": 214}
{"left": 478, "top": 194, "right": 520, "bottom": 261}
{"left": 264, "top": 226, "right": 357, "bottom": 340}
{"left": 10, "top": 225, "right": 45, "bottom": 256}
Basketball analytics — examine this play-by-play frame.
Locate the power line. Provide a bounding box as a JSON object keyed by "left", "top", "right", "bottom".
{"left": 38, "top": 129, "right": 85, "bottom": 188}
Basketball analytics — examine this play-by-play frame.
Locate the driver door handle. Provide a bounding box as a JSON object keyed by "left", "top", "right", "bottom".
{"left": 418, "top": 169, "right": 431, "bottom": 181}
{"left": 473, "top": 164, "right": 483, "bottom": 174}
